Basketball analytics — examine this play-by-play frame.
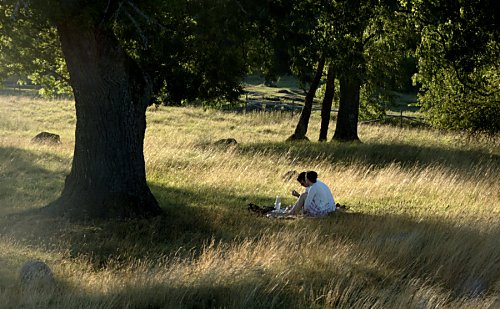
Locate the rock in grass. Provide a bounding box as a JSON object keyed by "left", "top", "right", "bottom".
{"left": 19, "top": 260, "right": 56, "bottom": 292}
{"left": 214, "top": 138, "right": 238, "bottom": 146}
{"left": 31, "top": 132, "right": 61, "bottom": 145}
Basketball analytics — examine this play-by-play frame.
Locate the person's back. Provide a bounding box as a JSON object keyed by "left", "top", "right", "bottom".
{"left": 304, "top": 171, "right": 335, "bottom": 216}
{"left": 315, "top": 180, "right": 335, "bottom": 210}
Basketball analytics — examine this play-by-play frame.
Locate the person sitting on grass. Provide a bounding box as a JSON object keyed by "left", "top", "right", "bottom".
{"left": 287, "top": 171, "right": 335, "bottom": 217}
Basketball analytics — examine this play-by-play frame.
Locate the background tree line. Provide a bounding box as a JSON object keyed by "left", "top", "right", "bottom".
{"left": 1, "top": 1, "right": 498, "bottom": 136}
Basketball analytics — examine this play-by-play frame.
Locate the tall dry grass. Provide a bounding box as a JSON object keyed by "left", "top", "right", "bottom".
{"left": 0, "top": 94, "right": 499, "bottom": 308}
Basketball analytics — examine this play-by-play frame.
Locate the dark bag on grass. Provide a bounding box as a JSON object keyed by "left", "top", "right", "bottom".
{"left": 247, "top": 203, "right": 275, "bottom": 215}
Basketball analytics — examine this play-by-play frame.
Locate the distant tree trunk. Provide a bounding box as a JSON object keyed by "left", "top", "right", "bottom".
{"left": 287, "top": 56, "right": 325, "bottom": 141}
{"left": 319, "top": 64, "right": 335, "bottom": 142}
{"left": 46, "top": 20, "right": 162, "bottom": 219}
{"left": 332, "top": 73, "right": 361, "bottom": 142}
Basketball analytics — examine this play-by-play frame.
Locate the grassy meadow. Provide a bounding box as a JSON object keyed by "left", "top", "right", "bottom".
{"left": 0, "top": 91, "right": 499, "bottom": 308}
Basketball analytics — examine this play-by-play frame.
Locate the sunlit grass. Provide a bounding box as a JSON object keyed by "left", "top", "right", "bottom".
{"left": 0, "top": 93, "right": 499, "bottom": 308}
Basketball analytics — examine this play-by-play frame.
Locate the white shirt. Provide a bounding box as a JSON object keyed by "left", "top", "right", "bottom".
{"left": 304, "top": 180, "right": 335, "bottom": 216}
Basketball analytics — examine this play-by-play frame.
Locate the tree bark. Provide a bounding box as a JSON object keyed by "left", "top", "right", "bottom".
{"left": 332, "top": 73, "right": 361, "bottom": 142}
{"left": 46, "top": 21, "right": 163, "bottom": 219}
{"left": 319, "top": 64, "right": 335, "bottom": 142}
{"left": 287, "top": 56, "right": 325, "bottom": 141}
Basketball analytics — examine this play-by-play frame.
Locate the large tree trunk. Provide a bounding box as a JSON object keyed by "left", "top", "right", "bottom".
{"left": 332, "top": 73, "right": 361, "bottom": 142}
{"left": 46, "top": 21, "right": 162, "bottom": 219}
{"left": 287, "top": 56, "right": 325, "bottom": 141}
{"left": 319, "top": 64, "right": 335, "bottom": 142}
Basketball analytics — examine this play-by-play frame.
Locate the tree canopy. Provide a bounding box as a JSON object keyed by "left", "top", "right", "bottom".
{"left": 0, "top": 0, "right": 255, "bottom": 103}
{"left": 2, "top": 1, "right": 497, "bottom": 135}
{"left": 405, "top": 0, "right": 499, "bottom": 133}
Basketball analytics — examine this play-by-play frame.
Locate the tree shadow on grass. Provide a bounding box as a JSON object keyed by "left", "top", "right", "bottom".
{"left": 51, "top": 181, "right": 288, "bottom": 267}
{"left": 10, "top": 209, "right": 498, "bottom": 307}
{"left": 0, "top": 146, "right": 67, "bottom": 216}
{"left": 321, "top": 211, "right": 500, "bottom": 299}
{"left": 0, "top": 144, "right": 266, "bottom": 241}
{"left": 2, "top": 145, "right": 498, "bottom": 303}
{"left": 0, "top": 166, "right": 281, "bottom": 269}
{"left": 237, "top": 140, "right": 499, "bottom": 176}
{"left": 16, "top": 276, "right": 300, "bottom": 309}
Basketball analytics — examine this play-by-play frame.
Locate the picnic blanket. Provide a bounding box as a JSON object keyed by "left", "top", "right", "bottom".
{"left": 247, "top": 202, "right": 348, "bottom": 217}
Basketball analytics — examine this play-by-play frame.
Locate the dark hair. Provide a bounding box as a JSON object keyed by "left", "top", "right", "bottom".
{"left": 306, "top": 171, "right": 318, "bottom": 183}
{"left": 297, "top": 172, "right": 306, "bottom": 182}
